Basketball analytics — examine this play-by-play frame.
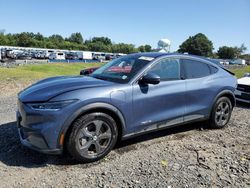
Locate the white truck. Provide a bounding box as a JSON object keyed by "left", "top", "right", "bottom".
{"left": 76, "top": 51, "right": 92, "bottom": 60}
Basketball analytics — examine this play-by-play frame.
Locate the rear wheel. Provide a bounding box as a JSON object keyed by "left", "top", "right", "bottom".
{"left": 209, "top": 97, "right": 232, "bottom": 129}
{"left": 66, "top": 112, "right": 118, "bottom": 163}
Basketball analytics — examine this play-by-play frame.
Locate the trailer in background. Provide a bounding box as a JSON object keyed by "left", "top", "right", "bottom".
{"left": 232, "top": 59, "right": 246, "bottom": 65}
{"left": 76, "top": 51, "right": 92, "bottom": 60}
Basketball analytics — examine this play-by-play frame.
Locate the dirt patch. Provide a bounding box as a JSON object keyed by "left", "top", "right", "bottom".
{"left": 0, "top": 80, "right": 33, "bottom": 97}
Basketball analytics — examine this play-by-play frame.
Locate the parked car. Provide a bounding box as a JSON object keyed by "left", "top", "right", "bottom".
{"left": 17, "top": 52, "right": 32, "bottom": 60}
{"left": 235, "top": 73, "right": 250, "bottom": 103}
{"left": 6, "top": 49, "right": 19, "bottom": 59}
{"left": 65, "top": 52, "right": 79, "bottom": 60}
{"left": 93, "top": 53, "right": 106, "bottom": 61}
{"left": 49, "top": 52, "right": 65, "bottom": 60}
{"left": 35, "top": 51, "right": 47, "bottom": 59}
{"left": 17, "top": 53, "right": 237, "bottom": 163}
{"left": 80, "top": 67, "right": 99, "bottom": 75}
{"left": 105, "top": 54, "right": 115, "bottom": 61}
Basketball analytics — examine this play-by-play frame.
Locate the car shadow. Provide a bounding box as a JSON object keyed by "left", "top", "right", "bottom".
{"left": 0, "top": 121, "right": 205, "bottom": 168}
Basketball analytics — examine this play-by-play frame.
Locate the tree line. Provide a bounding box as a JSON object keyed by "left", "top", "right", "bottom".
{"left": 178, "top": 33, "right": 248, "bottom": 59}
{"left": 0, "top": 31, "right": 248, "bottom": 59}
{"left": 0, "top": 31, "right": 152, "bottom": 54}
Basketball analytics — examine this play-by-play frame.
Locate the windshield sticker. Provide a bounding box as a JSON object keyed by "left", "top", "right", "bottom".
{"left": 122, "top": 75, "right": 127, "bottom": 80}
{"left": 138, "top": 56, "right": 155, "bottom": 61}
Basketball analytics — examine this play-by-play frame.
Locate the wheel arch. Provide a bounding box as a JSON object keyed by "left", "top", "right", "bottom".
{"left": 59, "top": 102, "right": 126, "bottom": 150}
{"left": 210, "top": 89, "right": 236, "bottom": 114}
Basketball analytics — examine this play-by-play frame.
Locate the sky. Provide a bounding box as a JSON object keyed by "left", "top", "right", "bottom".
{"left": 0, "top": 0, "right": 249, "bottom": 52}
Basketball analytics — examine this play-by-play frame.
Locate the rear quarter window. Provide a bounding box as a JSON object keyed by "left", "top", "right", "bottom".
{"left": 182, "top": 59, "right": 213, "bottom": 79}
{"left": 209, "top": 65, "right": 218, "bottom": 74}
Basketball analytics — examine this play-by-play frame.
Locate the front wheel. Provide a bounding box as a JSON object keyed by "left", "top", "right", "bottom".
{"left": 66, "top": 112, "right": 118, "bottom": 163}
{"left": 209, "top": 97, "right": 233, "bottom": 129}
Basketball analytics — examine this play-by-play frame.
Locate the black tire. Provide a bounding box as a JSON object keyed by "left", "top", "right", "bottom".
{"left": 209, "top": 97, "right": 232, "bottom": 129}
{"left": 66, "top": 112, "right": 118, "bottom": 163}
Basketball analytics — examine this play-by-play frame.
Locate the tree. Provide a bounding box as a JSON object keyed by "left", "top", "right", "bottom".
{"left": 178, "top": 33, "right": 213, "bottom": 56}
{"left": 144, "top": 44, "right": 152, "bottom": 52}
{"left": 87, "top": 41, "right": 109, "bottom": 52}
{"left": 91, "top": 37, "right": 112, "bottom": 45}
{"left": 138, "top": 45, "right": 145, "bottom": 52}
{"left": 112, "top": 43, "right": 138, "bottom": 54}
{"left": 217, "top": 46, "right": 236, "bottom": 59}
{"left": 48, "top": 34, "right": 64, "bottom": 48}
{"left": 49, "top": 34, "right": 64, "bottom": 42}
{"left": 0, "top": 33, "right": 8, "bottom": 45}
{"left": 233, "top": 43, "right": 247, "bottom": 57}
{"left": 34, "top": 32, "right": 44, "bottom": 41}
{"left": 138, "top": 44, "right": 152, "bottom": 52}
{"left": 0, "top": 31, "right": 145, "bottom": 54}
{"left": 67, "top": 32, "right": 84, "bottom": 44}
{"left": 16, "top": 32, "right": 32, "bottom": 47}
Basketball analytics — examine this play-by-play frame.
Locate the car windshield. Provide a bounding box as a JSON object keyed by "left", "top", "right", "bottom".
{"left": 91, "top": 55, "right": 154, "bottom": 83}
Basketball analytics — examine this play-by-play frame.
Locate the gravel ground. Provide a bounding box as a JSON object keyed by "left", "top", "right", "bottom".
{"left": 0, "top": 93, "right": 249, "bottom": 187}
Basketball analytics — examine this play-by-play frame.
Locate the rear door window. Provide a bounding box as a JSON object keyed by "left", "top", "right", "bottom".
{"left": 182, "top": 59, "right": 211, "bottom": 79}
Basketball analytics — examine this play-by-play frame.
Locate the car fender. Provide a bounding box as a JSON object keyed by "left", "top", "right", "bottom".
{"left": 58, "top": 102, "right": 126, "bottom": 148}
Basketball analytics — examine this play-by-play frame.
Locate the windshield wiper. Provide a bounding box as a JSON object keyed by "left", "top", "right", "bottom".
{"left": 92, "top": 75, "right": 109, "bottom": 81}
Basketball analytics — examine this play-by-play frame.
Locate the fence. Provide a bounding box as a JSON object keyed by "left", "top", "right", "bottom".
{"left": 48, "top": 59, "right": 101, "bottom": 63}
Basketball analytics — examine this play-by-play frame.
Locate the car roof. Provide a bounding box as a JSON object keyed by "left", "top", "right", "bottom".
{"left": 128, "top": 52, "right": 211, "bottom": 60}
{"left": 128, "top": 52, "right": 222, "bottom": 67}
{"left": 129, "top": 52, "right": 175, "bottom": 58}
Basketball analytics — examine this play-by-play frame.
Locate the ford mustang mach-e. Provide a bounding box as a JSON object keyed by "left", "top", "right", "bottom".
{"left": 17, "top": 53, "right": 237, "bottom": 162}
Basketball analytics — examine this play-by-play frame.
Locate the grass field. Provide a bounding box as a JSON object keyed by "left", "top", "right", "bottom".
{"left": 0, "top": 63, "right": 249, "bottom": 82}
{"left": 0, "top": 63, "right": 103, "bottom": 81}
{"left": 229, "top": 66, "right": 250, "bottom": 78}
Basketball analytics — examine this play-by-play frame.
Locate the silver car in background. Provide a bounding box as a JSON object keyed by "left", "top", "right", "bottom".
{"left": 235, "top": 73, "right": 250, "bottom": 103}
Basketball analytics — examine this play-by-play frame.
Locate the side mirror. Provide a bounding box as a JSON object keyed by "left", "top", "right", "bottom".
{"left": 243, "top": 72, "right": 250, "bottom": 77}
{"left": 140, "top": 73, "right": 160, "bottom": 85}
{"left": 80, "top": 70, "right": 89, "bottom": 75}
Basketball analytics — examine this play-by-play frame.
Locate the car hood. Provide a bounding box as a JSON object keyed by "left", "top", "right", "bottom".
{"left": 18, "top": 76, "right": 113, "bottom": 102}
{"left": 237, "top": 77, "right": 250, "bottom": 86}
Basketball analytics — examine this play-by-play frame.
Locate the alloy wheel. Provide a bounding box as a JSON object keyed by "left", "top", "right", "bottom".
{"left": 77, "top": 120, "right": 112, "bottom": 158}
{"left": 215, "top": 101, "right": 230, "bottom": 126}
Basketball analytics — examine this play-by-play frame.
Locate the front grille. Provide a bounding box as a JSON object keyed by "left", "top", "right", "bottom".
{"left": 236, "top": 93, "right": 250, "bottom": 100}
{"left": 237, "top": 84, "right": 250, "bottom": 92}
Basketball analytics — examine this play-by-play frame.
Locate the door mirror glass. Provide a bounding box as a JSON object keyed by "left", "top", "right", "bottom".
{"left": 140, "top": 73, "right": 160, "bottom": 85}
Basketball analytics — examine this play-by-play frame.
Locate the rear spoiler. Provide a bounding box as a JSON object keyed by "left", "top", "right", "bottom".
{"left": 222, "top": 68, "right": 235, "bottom": 75}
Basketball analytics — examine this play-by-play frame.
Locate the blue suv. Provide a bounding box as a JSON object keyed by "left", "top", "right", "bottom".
{"left": 17, "top": 53, "right": 237, "bottom": 162}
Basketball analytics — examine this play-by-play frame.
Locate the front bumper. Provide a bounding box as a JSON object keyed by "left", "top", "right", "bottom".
{"left": 235, "top": 89, "right": 250, "bottom": 103}
{"left": 18, "top": 129, "right": 62, "bottom": 154}
{"left": 16, "top": 99, "right": 81, "bottom": 155}
{"left": 17, "top": 111, "right": 62, "bottom": 154}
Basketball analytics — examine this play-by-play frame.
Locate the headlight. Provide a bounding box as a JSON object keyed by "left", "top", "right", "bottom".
{"left": 27, "top": 99, "right": 78, "bottom": 111}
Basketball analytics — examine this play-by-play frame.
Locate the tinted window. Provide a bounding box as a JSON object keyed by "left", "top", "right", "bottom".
{"left": 148, "top": 58, "right": 180, "bottom": 81}
{"left": 182, "top": 59, "right": 211, "bottom": 79}
{"left": 209, "top": 65, "right": 218, "bottom": 74}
